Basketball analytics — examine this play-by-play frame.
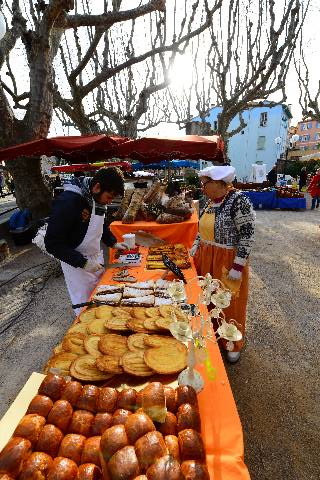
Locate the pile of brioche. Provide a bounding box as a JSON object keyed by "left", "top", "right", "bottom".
{"left": 0, "top": 374, "right": 209, "bottom": 480}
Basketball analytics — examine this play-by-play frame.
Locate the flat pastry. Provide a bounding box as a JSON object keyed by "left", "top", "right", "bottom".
{"left": 96, "top": 355, "right": 123, "bottom": 374}
{"left": 84, "top": 335, "right": 102, "bottom": 357}
{"left": 70, "top": 355, "right": 113, "bottom": 381}
{"left": 127, "top": 317, "right": 151, "bottom": 333}
{"left": 127, "top": 333, "right": 150, "bottom": 351}
{"left": 78, "top": 308, "right": 97, "bottom": 323}
{"left": 121, "top": 351, "right": 154, "bottom": 376}
{"left": 95, "top": 305, "right": 113, "bottom": 320}
{"left": 86, "top": 318, "right": 109, "bottom": 335}
{"left": 133, "top": 280, "right": 154, "bottom": 289}
{"left": 144, "top": 307, "right": 160, "bottom": 318}
{"left": 104, "top": 317, "right": 130, "bottom": 331}
{"left": 123, "top": 287, "right": 153, "bottom": 298}
{"left": 121, "top": 295, "right": 155, "bottom": 307}
{"left": 62, "top": 333, "right": 87, "bottom": 355}
{"left": 95, "top": 284, "right": 123, "bottom": 294}
{"left": 48, "top": 352, "right": 78, "bottom": 373}
{"left": 92, "top": 292, "right": 122, "bottom": 305}
{"left": 155, "top": 297, "right": 173, "bottom": 306}
{"left": 155, "top": 279, "right": 170, "bottom": 290}
{"left": 132, "top": 307, "right": 146, "bottom": 320}
{"left": 143, "top": 317, "right": 164, "bottom": 332}
{"left": 98, "top": 334, "right": 128, "bottom": 357}
{"left": 144, "top": 343, "right": 188, "bottom": 374}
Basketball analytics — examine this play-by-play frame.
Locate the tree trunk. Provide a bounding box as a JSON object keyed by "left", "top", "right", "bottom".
{"left": 7, "top": 157, "right": 52, "bottom": 220}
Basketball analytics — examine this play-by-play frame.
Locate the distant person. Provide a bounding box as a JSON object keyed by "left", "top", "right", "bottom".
{"left": 267, "top": 165, "right": 277, "bottom": 187}
{"left": 299, "top": 167, "right": 308, "bottom": 191}
{"left": 307, "top": 168, "right": 320, "bottom": 210}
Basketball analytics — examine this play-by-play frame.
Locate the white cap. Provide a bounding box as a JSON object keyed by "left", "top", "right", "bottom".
{"left": 199, "top": 165, "right": 236, "bottom": 183}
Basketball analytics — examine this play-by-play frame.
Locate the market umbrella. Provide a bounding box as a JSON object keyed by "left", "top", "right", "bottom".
{"left": 110, "top": 135, "right": 224, "bottom": 164}
{"left": 51, "top": 161, "right": 132, "bottom": 174}
{"left": 0, "top": 134, "right": 129, "bottom": 162}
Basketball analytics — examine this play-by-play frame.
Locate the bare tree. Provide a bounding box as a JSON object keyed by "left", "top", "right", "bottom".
{"left": 0, "top": 0, "right": 221, "bottom": 218}
{"left": 173, "top": 0, "right": 308, "bottom": 154}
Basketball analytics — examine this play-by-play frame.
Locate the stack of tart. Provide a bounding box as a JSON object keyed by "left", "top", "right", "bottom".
{"left": 45, "top": 305, "right": 189, "bottom": 381}
{"left": 146, "top": 244, "right": 191, "bottom": 270}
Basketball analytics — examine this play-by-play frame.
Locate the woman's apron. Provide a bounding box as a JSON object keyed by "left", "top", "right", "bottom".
{"left": 194, "top": 205, "right": 249, "bottom": 352}
{"left": 61, "top": 201, "right": 105, "bottom": 316}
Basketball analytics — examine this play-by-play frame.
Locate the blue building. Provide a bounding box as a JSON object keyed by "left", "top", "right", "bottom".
{"left": 191, "top": 102, "right": 292, "bottom": 181}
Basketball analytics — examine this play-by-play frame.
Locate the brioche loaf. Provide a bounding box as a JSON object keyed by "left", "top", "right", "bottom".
{"left": 36, "top": 424, "right": 64, "bottom": 458}
{"left": 47, "top": 400, "right": 73, "bottom": 433}
{"left": 26, "top": 395, "right": 53, "bottom": 418}
{"left": 0, "top": 437, "right": 32, "bottom": 477}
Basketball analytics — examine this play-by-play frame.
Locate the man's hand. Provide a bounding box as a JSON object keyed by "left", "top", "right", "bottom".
{"left": 113, "top": 242, "right": 128, "bottom": 250}
{"left": 83, "top": 259, "right": 104, "bottom": 273}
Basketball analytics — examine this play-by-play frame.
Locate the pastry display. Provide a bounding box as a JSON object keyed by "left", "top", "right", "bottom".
{"left": 146, "top": 244, "right": 191, "bottom": 270}
{"left": 44, "top": 302, "right": 189, "bottom": 381}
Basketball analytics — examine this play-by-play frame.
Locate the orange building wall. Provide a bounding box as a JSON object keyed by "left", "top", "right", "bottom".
{"left": 296, "top": 119, "right": 320, "bottom": 151}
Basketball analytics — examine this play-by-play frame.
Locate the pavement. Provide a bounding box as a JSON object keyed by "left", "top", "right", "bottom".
{"left": 0, "top": 206, "right": 319, "bottom": 479}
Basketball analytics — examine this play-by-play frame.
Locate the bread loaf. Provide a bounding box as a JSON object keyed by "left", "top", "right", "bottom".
{"left": 176, "top": 404, "right": 201, "bottom": 433}
{"left": 58, "top": 434, "right": 86, "bottom": 466}
{"left": 164, "top": 435, "right": 180, "bottom": 462}
{"left": 145, "top": 455, "right": 183, "bottom": 480}
{"left": 114, "top": 189, "right": 134, "bottom": 220}
{"left": 91, "top": 413, "right": 112, "bottom": 436}
{"left": 18, "top": 452, "right": 53, "bottom": 480}
{"left": 124, "top": 411, "right": 156, "bottom": 445}
{"left": 47, "top": 400, "right": 73, "bottom": 433}
{"left": 108, "top": 446, "right": 140, "bottom": 479}
{"left": 36, "top": 424, "right": 64, "bottom": 457}
{"left": 76, "top": 464, "right": 102, "bottom": 480}
{"left": 97, "top": 388, "right": 118, "bottom": 413}
{"left": 135, "top": 431, "right": 167, "bottom": 472}
{"left": 163, "top": 386, "right": 176, "bottom": 413}
{"left": 175, "top": 386, "right": 198, "bottom": 409}
{"left": 122, "top": 190, "right": 146, "bottom": 224}
{"left": 38, "top": 374, "right": 66, "bottom": 401}
{"left": 13, "top": 414, "right": 46, "bottom": 447}
{"left": 180, "top": 460, "right": 210, "bottom": 479}
{"left": 141, "top": 383, "right": 166, "bottom": 423}
{"left": 157, "top": 412, "right": 177, "bottom": 436}
{"left": 76, "top": 386, "right": 99, "bottom": 413}
{"left": 100, "top": 425, "right": 129, "bottom": 462}
{"left": 111, "top": 409, "right": 132, "bottom": 426}
{"left": 156, "top": 213, "right": 184, "bottom": 224}
{"left": 26, "top": 395, "right": 53, "bottom": 418}
{"left": 47, "top": 457, "right": 78, "bottom": 480}
{"left": 116, "top": 389, "right": 137, "bottom": 412}
{"left": 81, "top": 437, "right": 101, "bottom": 467}
{"left": 61, "top": 382, "right": 83, "bottom": 407}
{"left": 69, "top": 410, "right": 95, "bottom": 437}
{"left": 178, "top": 429, "right": 205, "bottom": 462}
{"left": 0, "top": 437, "right": 32, "bottom": 477}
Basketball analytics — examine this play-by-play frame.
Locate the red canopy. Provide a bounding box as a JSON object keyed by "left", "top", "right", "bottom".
{"left": 51, "top": 161, "right": 132, "bottom": 173}
{"left": 110, "top": 135, "right": 224, "bottom": 163}
{"left": 0, "top": 135, "right": 128, "bottom": 162}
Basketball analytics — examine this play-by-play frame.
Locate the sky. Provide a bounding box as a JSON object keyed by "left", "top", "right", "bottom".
{"left": 0, "top": 0, "right": 319, "bottom": 138}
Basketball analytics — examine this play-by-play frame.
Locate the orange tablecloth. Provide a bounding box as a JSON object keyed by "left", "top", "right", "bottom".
{"left": 110, "top": 210, "right": 199, "bottom": 249}
{"left": 97, "top": 248, "right": 250, "bottom": 480}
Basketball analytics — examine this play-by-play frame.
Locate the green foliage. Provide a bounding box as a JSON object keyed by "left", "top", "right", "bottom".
{"left": 185, "top": 173, "right": 200, "bottom": 187}
{"left": 286, "top": 159, "right": 320, "bottom": 178}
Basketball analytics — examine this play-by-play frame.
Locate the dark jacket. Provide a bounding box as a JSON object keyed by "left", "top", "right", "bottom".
{"left": 44, "top": 189, "right": 116, "bottom": 268}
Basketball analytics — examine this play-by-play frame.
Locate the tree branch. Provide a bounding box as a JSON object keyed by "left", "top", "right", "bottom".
{"left": 65, "top": 0, "right": 165, "bottom": 28}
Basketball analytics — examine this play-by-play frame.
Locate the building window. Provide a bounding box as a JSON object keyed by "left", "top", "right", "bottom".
{"left": 316, "top": 122, "right": 320, "bottom": 129}
{"left": 257, "top": 136, "right": 266, "bottom": 150}
{"left": 307, "top": 122, "right": 313, "bottom": 129}
{"left": 300, "top": 123, "right": 307, "bottom": 131}
{"left": 213, "top": 121, "right": 218, "bottom": 131}
{"left": 260, "top": 112, "right": 268, "bottom": 127}
{"left": 315, "top": 132, "right": 320, "bottom": 141}
{"left": 300, "top": 134, "right": 310, "bottom": 142}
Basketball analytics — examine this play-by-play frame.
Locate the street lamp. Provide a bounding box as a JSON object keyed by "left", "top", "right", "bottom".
{"left": 0, "top": 12, "right": 6, "bottom": 41}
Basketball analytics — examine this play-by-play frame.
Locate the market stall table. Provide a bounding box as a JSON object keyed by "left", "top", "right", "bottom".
{"left": 242, "top": 190, "right": 306, "bottom": 209}
{"left": 110, "top": 209, "right": 199, "bottom": 249}
{"left": 0, "top": 247, "right": 250, "bottom": 480}
{"left": 99, "top": 248, "right": 250, "bottom": 480}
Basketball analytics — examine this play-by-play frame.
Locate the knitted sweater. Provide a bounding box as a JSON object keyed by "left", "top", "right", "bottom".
{"left": 193, "top": 190, "right": 255, "bottom": 275}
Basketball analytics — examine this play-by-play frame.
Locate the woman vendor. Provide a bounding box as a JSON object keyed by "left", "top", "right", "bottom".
{"left": 191, "top": 165, "right": 255, "bottom": 363}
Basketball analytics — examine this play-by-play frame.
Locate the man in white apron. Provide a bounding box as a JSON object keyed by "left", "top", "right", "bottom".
{"left": 45, "top": 167, "right": 127, "bottom": 315}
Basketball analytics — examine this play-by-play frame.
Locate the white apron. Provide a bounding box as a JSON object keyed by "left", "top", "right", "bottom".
{"left": 61, "top": 200, "right": 105, "bottom": 316}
